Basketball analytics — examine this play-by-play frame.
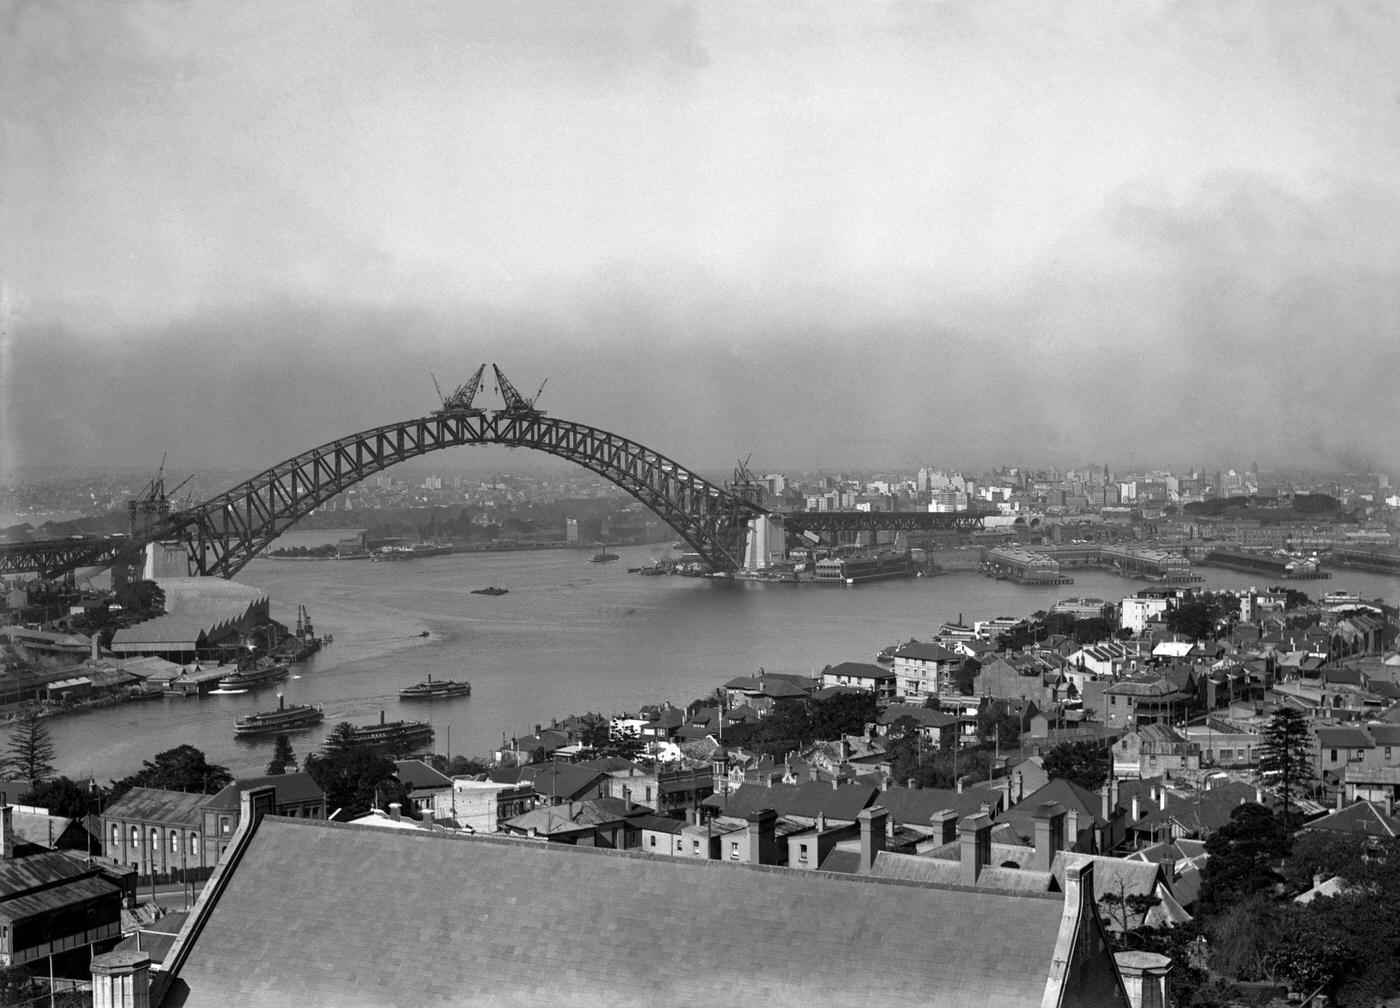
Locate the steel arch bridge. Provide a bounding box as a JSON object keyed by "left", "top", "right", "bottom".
{"left": 151, "top": 409, "right": 765, "bottom": 578}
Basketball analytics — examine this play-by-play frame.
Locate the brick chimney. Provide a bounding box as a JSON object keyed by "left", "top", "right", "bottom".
{"left": 746, "top": 808, "right": 778, "bottom": 865}
{"left": 858, "top": 805, "right": 888, "bottom": 872}
{"left": 959, "top": 813, "right": 992, "bottom": 886}
{"left": 91, "top": 951, "right": 151, "bottom": 1008}
{"left": 932, "top": 808, "right": 958, "bottom": 845}
{"left": 1032, "top": 801, "right": 1066, "bottom": 873}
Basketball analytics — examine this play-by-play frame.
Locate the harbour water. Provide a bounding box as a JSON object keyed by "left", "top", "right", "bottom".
{"left": 48, "top": 541, "right": 1400, "bottom": 784}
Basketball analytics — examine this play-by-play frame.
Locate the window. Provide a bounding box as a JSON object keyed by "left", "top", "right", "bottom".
{"left": 220, "top": 816, "right": 231, "bottom": 835}
{"left": 1331, "top": 749, "right": 1339, "bottom": 762}
{"left": 169, "top": 830, "right": 178, "bottom": 853}
{"left": 189, "top": 833, "right": 198, "bottom": 855}
{"left": 130, "top": 826, "right": 138, "bottom": 846}
{"left": 692, "top": 840, "right": 700, "bottom": 853}
{"left": 799, "top": 843, "right": 809, "bottom": 865}
{"left": 150, "top": 827, "right": 159, "bottom": 849}
{"left": 1110, "top": 696, "right": 1117, "bottom": 706}
{"left": 111, "top": 825, "right": 119, "bottom": 848}
{"left": 729, "top": 841, "right": 739, "bottom": 861}
{"left": 1387, "top": 747, "right": 1393, "bottom": 760}
{"left": 648, "top": 835, "right": 656, "bottom": 848}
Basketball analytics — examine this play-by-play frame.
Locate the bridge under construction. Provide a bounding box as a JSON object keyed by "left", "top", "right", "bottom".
{"left": 0, "top": 365, "right": 986, "bottom": 578}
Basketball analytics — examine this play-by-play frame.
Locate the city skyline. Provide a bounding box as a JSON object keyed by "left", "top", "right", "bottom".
{"left": 4, "top": 2, "right": 1399, "bottom": 479}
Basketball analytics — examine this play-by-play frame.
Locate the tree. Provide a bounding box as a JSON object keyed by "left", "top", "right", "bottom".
{"left": 266, "top": 734, "right": 297, "bottom": 776}
{"left": 429, "top": 754, "right": 490, "bottom": 777}
{"left": 807, "top": 692, "right": 879, "bottom": 740}
{"left": 20, "top": 775, "right": 94, "bottom": 819}
{"left": 111, "top": 744, "right": 233, "bottom": 799}
{"left": 1041, "top": 740, "right": 1109, "bottom": 791}
{"left": 114, "top": 579, "right": 165, "bottom": 617}
{"left": 2, "top": 711, "right": 55, "bottom": 782}
{"left": 952, "top": 658, "right": 981, "bottom": 696}
{"left": 1258, "top": 708, "right": 1313, "bottom": 827}
{"left": 1199, "top": 803, "right": 1291, "bottom": 910}
{"left": 305, "top": 747, "right": 404, "bottom": 820}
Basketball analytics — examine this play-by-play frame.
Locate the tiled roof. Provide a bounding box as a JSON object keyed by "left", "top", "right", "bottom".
{"left": 893, "top": 642, "right": 959, "bottom": 663}
{"left": 1001, "top": 780, "right": 1107, "bottom": 842}
{"left": 157, "top": 816, "right": 1085, "bottom": 1008}
{"left": 878, "top": 705, "right": 959, "bottom": 729}
{"left": 204, "top": 774, "right": 324, "bottom": 811}
{"left": 705, "top": 781, "right": 879, "bottom": 822}
{"left": 1303, "top": 801, "right": 1400, "bottom": 837}
{"left": 101, "top": 787, "right": 209, "bottom": 827}
{"left": 824, "top": 661, "right": 892, "bottom": 679}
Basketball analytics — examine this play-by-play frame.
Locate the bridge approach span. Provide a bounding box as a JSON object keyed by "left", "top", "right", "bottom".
{"left": 155, "top": 410, "right": 764, "bottom": 578}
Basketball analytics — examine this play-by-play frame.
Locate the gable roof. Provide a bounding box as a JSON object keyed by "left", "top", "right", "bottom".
{"left": 1303, "top": 800, "right": 1400, "bottom": 837}
{"left": 704, "top": 781, "right": 880, "bottom": 822}
{"left": 101, "top": 787, "right": 209, "bottom": 828}
{"left": 204, "top": 773, "right": 324, "bottom": 811}
{"left": 893, "top": 642, "right": 960, "bottom": 663}
{"left": 154, "top": 815, "right": 1124, "bottom": 1008}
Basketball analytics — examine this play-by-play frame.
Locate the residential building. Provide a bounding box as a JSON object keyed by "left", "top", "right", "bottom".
{"left": 1112, "top": 724, "right": 1202, "bottom": 780}
{"left": 891, "top": 641, "right": 961, "bottom": 700}
{"left": 820, "top": 661, "right": 896, "bottom": 700}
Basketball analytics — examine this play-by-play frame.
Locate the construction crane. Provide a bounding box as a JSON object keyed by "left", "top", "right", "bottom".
{"left": 492, "top": 365, "right": 548, "bottom": 416}
{"left": 431, "top": 364, "right": 487, "bottom": 416}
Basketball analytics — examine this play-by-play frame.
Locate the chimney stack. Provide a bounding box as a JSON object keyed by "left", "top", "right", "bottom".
{"left": 622, "top": 786, "right": 633, "bottom": 813}
{"left": 858, "top": 805, "right": 888, "bottom": 872}
{"left": 1032, "top": 801, "right": 1066, "bottom": 873}
{"left": 389, "top": 803, "right": 402, "bottom": 821}
{"left": 932, "top": 808, "right": 958, "bottom": 845}
{"left": 959, "top": 813, "right": 992, "bottom": 886}
{"left": 1131, "top": 793, "right": 1141, "bottom": 822}
{"left": 1066, "top": 809, "right": 1080, "bottom": 852}
{"left": 1014, "top": 771, "right": 1024, "bottom": 804}
{"left": 746, "top": 808, "right": 778, "bottom": 865}
{"left": 1160, "top": 855, "right": 1176, "bottom": 897}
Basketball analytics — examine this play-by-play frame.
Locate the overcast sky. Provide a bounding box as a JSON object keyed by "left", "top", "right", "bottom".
{"left": 4, "top": 1, "right": 1398, "bottom": 482}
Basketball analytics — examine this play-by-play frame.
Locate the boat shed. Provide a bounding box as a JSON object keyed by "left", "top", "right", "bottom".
{"left": 109, "top": 579, "right": 269, "bottom": 662}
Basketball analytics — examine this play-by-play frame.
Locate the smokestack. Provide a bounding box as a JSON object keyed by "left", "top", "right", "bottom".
{"left": 858, "top": 805, "right": 888, "bottom": 872}
{"left": 959, "top": 814, "right": 992, "bottom": 886}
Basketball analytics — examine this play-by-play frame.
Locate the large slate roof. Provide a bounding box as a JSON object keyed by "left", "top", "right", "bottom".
{"left": 157, "top": 816, "right": 1076, "bottom": 1008}
{"left": 704, "top": 781, "right": 879, "bottom": 822}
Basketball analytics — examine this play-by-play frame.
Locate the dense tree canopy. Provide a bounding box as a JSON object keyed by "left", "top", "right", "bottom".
{"left": 305, "top": 739, "right": 407, "bottom": 820}
{"left": 111, "top": 744, "right": 234, "bottom": 800}
{"left": 1199, "top": 803, "right": 1291, "bottom": 911}
{"left": 1041, "top": 740, "right": 1109, "bottom": 791}
{"left": 2, "top": 711, "right": 55, "bottom": 782}
{"left": 20, "top": 776, "right": 94, "bottom": 819}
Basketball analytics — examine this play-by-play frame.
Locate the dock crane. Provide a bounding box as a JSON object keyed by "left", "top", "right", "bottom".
{"left": 431, "top": 364, "right": 488, "bottom": 416}
{"left": 492, "top": 365, "right": 548, "bottom": 416}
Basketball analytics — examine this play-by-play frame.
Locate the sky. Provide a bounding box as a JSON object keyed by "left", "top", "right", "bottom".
{"left": 3, "top": 0, "right": 1399, "bottom": 483}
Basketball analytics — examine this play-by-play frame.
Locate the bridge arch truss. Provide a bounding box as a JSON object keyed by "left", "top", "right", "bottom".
{"left": 159, "top": 412, "right": 765, "bottom": 578}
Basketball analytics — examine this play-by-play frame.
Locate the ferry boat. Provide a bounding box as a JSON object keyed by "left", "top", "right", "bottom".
{"left": 399, "top": 674, "right": 472, "bottom": 700}
{"left": 217, "top": 658, "right": 291, "bottom": 691}
{"left": 470, "top": 586, "right": 508, "bottom": 596}
{"left": 370, "top": 541, "right": 454, "bottom": 561}
{"left": 323, "top": 711, "right": 435, "bottom": 754}
{"left": 234, "top": 695, "right": 324, "bottom": 736}
{"left": 589, "top": 551, "right": 620, "bottom": 563}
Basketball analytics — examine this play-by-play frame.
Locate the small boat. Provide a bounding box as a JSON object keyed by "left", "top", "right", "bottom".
{"left": 589, "top": 551, "right": 620, "bottom": 563}
{"left": 217, "top": 658, "right": 291, "bottom": 691}
{"left": 470, "top": 586, "right": 508, "bottom": 596}
{"left": 418, "top": 631, "right": 430, "bottom": 637}
{"left": 399, "top": 673, "right": 472, "bottom": 700}
{"left": 234, "top": 694, "right": 324, "bottom": 736}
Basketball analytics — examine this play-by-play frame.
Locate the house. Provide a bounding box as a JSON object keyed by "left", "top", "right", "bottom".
{"left": 1301, "top": 798, "right": 1400, "bottom": 838}
{"left": 1124, "top": 782, "right": 1267, "bottom": 846}
{"left": 819, "top": 661, "right": 896, "bottom": 700}
{"left": 1102, "top": 676, "right": 1194, "bottom": 730}
{"left": 0, "top": 804, "right": 125, "bottom": 970}
{"left": 703, "top": 780, "right": 879, "bottom": 827}
{"left": 890, "top": 641, "right": 961, "bottom": 700}
{"left": 394, "top": 760, "right": 456, "bottom": 821}
{"left": 1112, "top": 724, "right": 1202, "bottom": 780}
{"left": 490, "top": 761, "right": 611, "bottom": 805}
{"left": 140, "top": 790, "right": 1138, "bottom": 1007}
{"left": 874, "top": 704, "right": 959, "bottom": 750}
{"left": 722, "top": 672, "right": 816, "bottom": 716}
{"left": 1000, "top": 779, "right": 1127, "bottom": 854}
{"left": 499, "top": 796, "right": 644, "bottom": 848}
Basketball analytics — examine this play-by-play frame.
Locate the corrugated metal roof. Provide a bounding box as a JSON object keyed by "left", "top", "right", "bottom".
{"left": 101, "top": 786, "right": 209, "bottom": 827}
{"left": 0, "top": 873, "right": 119, "bottom": 922}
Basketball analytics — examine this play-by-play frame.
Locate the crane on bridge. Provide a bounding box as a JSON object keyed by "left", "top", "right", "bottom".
{"left": 431, "top": 364, "right": 488, "bottom": 416}
{"left": 492, "top": 365, "right": 547, "bottom": 416}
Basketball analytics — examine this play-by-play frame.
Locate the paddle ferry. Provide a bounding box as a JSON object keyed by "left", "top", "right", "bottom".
{"left": 234, "top": 695, "right": 324, "bottom": 737}
{"left": 399, "top": 674, "right": 472, "bottom": 700}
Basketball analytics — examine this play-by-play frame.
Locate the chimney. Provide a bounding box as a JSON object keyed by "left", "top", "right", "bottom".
{"left": 932, "top": 808, "right": 958, "bottom": 845}
{"left": 1255, "top": 786, "right": 1264, "bottom": 805}
{"left": 1160, "top": 855, "right": 1176, "bottom": 897}
{"left": 239, "top": 785, "right": 277, "bottom": 831}
{"left": 1014, "top": 771, "right": 1024, "bottom": 803}
{"left": 1114, "top": 950, "right": 1173, "bottom": 1008}
{"left": 815, "top": 811, "right": 827, "bottom": 833}
{"left": 1130, "top": 793, "right": 1141, "bottom": 822}
{"left": 0, "top": 805, "right": 12, "bottom": 860}
{"left": 1336, "top": 790, "right": 1345, "bottom": 811}
{"left": 809, "top": 766, "right": 819, "bottom": 783}
{"left": 959, "top": 814, "right": 992, "bottom": 886}
{"left": 1032, "top": 801, "right": 1066, "bottom": 873}
{"left": 956, "top": 777, "right": 964, "bottom": 794}
{"left": 858, "top": 805, "right": 888, "bottom": 872}
{"left": 1386, "top": 795, "right": 1395, "bottom": 818}
{"left": 91, "top": 634, "right": 100, "bottom": 662}
{"left": 91, "top": 950, "right": 152, "bottom": 1008}
{"left": 746, "top": 808, "right": 778, "bottom": 865}
{"left": 1111, "top": 776, "right": 1120, "bottom": 814}
{"left": 979, "top": 800, "right": 993, "bottom": 818}
{"left": 622, "top": 786, "right": 633, "bottom": 813}
{"left": 831, "top": 776, "right": 840, "bottom": 791}
{"left": 389, "top": 803, "right": 402, "bottom": 821}
{"left": 1066, "top": 809, "right": 1080, "bottom": 851}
